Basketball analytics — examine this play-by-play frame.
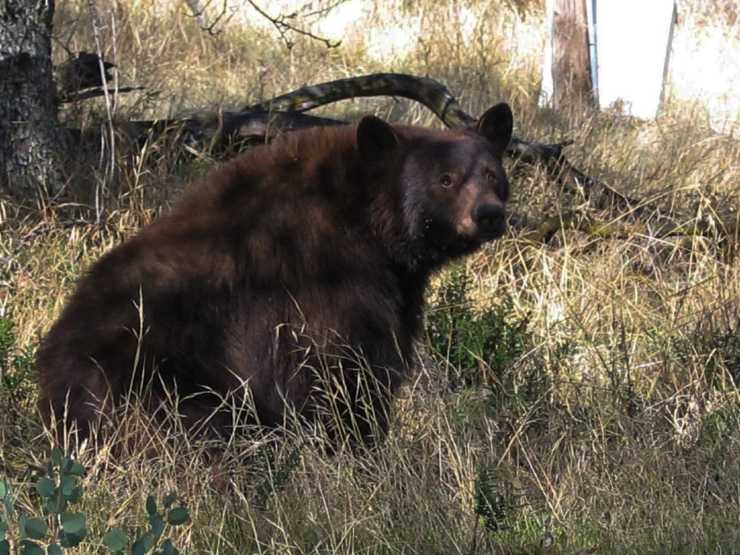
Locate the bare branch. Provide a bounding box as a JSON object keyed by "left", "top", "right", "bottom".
{"left": 240, "top": 72, "right": 634, "bottom": 209}
{"left": 61, "top": 85, "right": 143, "bottom": 103}
{"left": 244, "top": 0, "right": 341, "bottom": 49}
{"left": 242, "top": 72, "right": 475, "bottom": 127}
{"left": 63, "top": 71, "right": 729, "bottom": 242}
{"left": 183, "top": 0, "right": 234, "bottom": 36}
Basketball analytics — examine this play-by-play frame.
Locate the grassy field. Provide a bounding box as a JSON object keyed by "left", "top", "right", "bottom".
{"left": 1, "top": 1, "right": 739, "bottom": 553}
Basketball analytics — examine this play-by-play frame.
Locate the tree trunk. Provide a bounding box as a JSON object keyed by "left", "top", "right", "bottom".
{"left": 551, "top": 0, "right": 595, "bottom": 111}
{"left": 0, "top": 0, "right": 63, "bottom": 201}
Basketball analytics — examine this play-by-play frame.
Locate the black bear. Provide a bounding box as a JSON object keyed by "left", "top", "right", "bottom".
{"left": 37, "top": 103, "right": 514, "bottom": 447}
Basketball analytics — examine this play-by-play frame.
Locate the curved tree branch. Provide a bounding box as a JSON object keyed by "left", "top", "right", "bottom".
{"left": 78, "top": 72, "right": 701, "bottom": 239}
{"left": 240, "top": 73, "right": 637, "bottom": 211}
{"left": 64, "top": 72, "right": 731, "bottom": 243}
{"left": 242, "top": 72, "right": 476, "bottom": 128}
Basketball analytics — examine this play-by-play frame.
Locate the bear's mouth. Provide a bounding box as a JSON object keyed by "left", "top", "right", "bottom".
{"left": 458, "top": 222, "right": 506, "bottom": 247}
{"left": 454, "top": 213, "right": 507, "bottom": 245}
{"left": 446, "top": 235, "right": 485, "bottom": 256}
{"left": 476, "top": 220, "right": 507, "bottom": 242}
{"left": 445, "top": 224, "right": 507, "bottom": 255}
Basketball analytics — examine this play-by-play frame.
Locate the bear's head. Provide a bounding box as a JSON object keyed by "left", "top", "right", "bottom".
{"left": 357, "top": 103, "right": 514, "bottom": 270}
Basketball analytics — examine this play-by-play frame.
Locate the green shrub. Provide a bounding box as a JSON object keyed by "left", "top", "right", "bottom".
{"left": 427, "top": 265, "right": 530, "bottom": 388}
{"left": 0, "top": 451, "right": 190, "bottom": 554}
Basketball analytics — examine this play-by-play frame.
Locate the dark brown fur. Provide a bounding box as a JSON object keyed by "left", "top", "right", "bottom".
{"left": 37, "top": 104, "right": 514, "bottom": 447}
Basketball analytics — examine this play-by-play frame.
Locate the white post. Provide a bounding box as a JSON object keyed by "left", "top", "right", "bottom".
{"left": 594, "top": 0, "right": 676, "bottom": 119}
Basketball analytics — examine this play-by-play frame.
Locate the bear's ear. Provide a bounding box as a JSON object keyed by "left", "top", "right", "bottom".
{"left": 476, "top": 102, "right": 513, "bottom": 153}
{"left": 357, "top": 115, "right": 399, "bottom": 162}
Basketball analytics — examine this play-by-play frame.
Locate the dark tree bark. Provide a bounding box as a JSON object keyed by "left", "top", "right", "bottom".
{"left": 0, "top": 0, "right": 63, "bottom": 200}
{"left": 551, "top": 0, "right": 595, "bottom": 111}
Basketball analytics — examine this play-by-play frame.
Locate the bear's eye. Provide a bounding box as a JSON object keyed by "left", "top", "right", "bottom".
{"left": 439, "top": 173, "right": 454, "bottom": 188}
{"left": 485, "top": 169, "right": 497, "bottom": 184}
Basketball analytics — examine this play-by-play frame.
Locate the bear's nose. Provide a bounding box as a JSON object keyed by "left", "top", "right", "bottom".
{"left": 473, "top": 203, "right": 506, "bottom": 236}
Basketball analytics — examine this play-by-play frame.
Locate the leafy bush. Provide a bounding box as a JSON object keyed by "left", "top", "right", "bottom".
{"left": 427, "top": 265, "right": 530, "bottom": 388}
{"left": 0, "top": 450, "right": 190, "bottom": 554}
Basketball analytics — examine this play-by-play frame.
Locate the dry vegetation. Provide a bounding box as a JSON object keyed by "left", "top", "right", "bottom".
{"left": 1, "top": 0, "right": 739, "bottom": 553}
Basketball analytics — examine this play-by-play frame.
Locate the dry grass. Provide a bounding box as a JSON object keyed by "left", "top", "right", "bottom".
{"left": 1, "top": 0, "right": 739, "bottom": 553}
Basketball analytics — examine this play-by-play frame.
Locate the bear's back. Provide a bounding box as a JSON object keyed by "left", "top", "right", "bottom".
{"left": 37, "top": 122, "right": 415, "bottom": 436}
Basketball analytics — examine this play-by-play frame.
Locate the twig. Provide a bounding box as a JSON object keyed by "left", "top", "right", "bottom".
{"left": 61, "top": 86, "right": 143, "bottom": 103}
{"left": 183, "top": 0, "right": 234, "bottom": 36}
{"left": 245, "top": 0, "right": 341, "bottom": 49}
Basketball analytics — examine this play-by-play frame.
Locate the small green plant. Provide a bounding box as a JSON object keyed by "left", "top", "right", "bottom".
{"left": 0, "top": 478, "right": 14, "bottom": 555}
{"left": 0, "top": 316, "right": 14, "bottom": 366}
{"left": 474, "top": 464, "right": 515, "bottom": 534}
{"left": 0, "top": 448, "right": 87, "bottom": 553}
{"left": 103, "top": 492, "right": 190, "bottom": 555}
{"left": 0, "top": 313, "right": 36, "bottom": 408}
{"left": 0, "top": 451, "right": 190, "bottom": 554}
{"left": 698, "top": 404, "right": 740, "bottom": 458}
{"left": 427, "top": 266, "right": 530, "bottom": 387}
{"left": 33, "top": 448, "right": 87, "bottom": 551}
{"left": 253, "top": 444, "right": 302, "bottom": 510}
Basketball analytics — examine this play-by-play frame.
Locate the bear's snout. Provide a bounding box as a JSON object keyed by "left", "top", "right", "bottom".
{"left": 473, "top": 201, "right": 507, "bottom": 239}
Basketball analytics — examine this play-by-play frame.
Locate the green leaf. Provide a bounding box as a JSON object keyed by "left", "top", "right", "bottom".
{"left": 162, "top": 492, "right": 176, "bottom": 508}
{"left": 47, "top": 544, "right": 63, "bottom": 555}
{"left": 132, "top": 532, "right": 155, "bottom": 555}
{"left": 35, "top": 478, "right": 56, "bottom": 499}
{"left": 145, "top": 495, "right": 157, "bottom": 516}
{"left": 60, "top": 476, "right": 76, "bottom": 498}
{"left": 149, "top": 513, "right": 165, "bottom": 537}
{"left": 45, "top": 497, "right": 64, "bottom": 515}
{"left": 67, "top": 463, "right": 85, "bottom": 478}
{"left": 103, "top": 528, "right": 129, "bottom": 553}
{"left": 0, "top": 481, "right": 8, "bottom": 499}
{"left": 0, "top": 539, "right": 9, "bottom": 555}
{"left": 67, "top": 486, "right": 83, "bottom": 504}
{"left": 19, "top": 540, "right": 45, "bottom": 555}
{"left": 50, "top": 449, "right": 64, "bottom": 468}
{"left": 157, "top": 539, "right": 178, "bottom": 555}
{"left": 166, "top": 507, "right": 189, "bottom": 526}
{"left": 59, "top": 530, "right": 85, "bottom": 548}
{"left": 0, "top": 521, "right": 7, "bottom": 541}
{"left": 60, "top": 512, "right": 85, "bottom": 534}
{"left": 21, "top": 517, "right": 48, "bottom": 540}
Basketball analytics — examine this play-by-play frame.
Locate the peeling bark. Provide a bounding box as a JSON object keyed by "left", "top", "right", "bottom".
{"left": 551, "top": 0, "right": 595, "bottom": 111}
{"left": 0, "top": 0, "right": 63, "bottom": 200}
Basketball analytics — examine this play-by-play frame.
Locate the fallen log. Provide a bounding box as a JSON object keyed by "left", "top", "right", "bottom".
{"left": 124, "top": 73, "right": 618, "bottom": 205}
{"left": 69, "top": 72, "right": 733, "bottom": 245}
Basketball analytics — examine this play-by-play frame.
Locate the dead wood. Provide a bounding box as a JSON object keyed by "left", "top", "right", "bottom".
{"left": 67, "top": 72, "right": 730, "bottom": 244}
{"left": 147, "top": 72, "right": 617, "bottom": 206}
{"left": 239, "top": 73, "right": 642, "bottom": 213}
